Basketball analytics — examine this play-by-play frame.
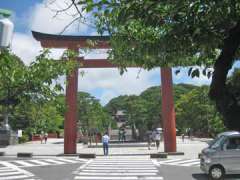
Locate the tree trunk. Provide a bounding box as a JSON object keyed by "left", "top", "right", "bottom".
{"left": 209, "top": 21, "right": 240, "bottom": 100}
{"left": 209, "top": 21, "right": 240, "bottom": 131}
{"left": 3, "top": 106, "right": 10, "bottom": 130}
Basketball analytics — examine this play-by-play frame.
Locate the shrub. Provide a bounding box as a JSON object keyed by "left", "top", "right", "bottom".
{"left": 18, "top": 134, "right": 29, "bottom": 144}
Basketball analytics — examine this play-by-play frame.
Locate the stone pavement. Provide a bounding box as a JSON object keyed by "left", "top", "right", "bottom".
{"left": 0, "top": 137, "right": 209, "bottom": 159}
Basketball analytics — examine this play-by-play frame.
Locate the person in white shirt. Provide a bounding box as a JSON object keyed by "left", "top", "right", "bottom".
{"left": 154, "top": 130, "right": 161, "bottom": 150}
{"left": 102, "top": 132, "right": 110, "bottom": 155}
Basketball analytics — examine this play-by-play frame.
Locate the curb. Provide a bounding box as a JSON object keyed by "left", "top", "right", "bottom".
{"left": 17, "top": 152, "right": 33, "bottom": 158}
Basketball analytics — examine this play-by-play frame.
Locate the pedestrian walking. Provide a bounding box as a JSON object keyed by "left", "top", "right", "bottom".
{"left": 40, "top": 131, "right": 44, "bottom": 144}
{"left": 118, "top": 129, "right": 122, "bottom": 142}
{"left": 154, "top": 130, "right": 161, "bottom": 150}
{"left": 122, "top": 129, "right": 126, "bottom": 142}
{"left": 147, "top": 131, "right": 152, "bottom": 150}
{"left": 181, "top": 133, "right": 185, "bottom": 142}
{"left": 102, "top": 132, "right": 110, "bottom": 156}
{"left": 44, "top": 132, "right": 48, "bottom": 144}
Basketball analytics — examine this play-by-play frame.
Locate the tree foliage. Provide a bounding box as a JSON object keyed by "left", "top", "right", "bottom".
{"left": 105, "top": 84, "right": 223, "bottom": 138}
{"left": 0, "top": 48, "right": 76, "bottom": 133}
{"left": 0, "top": 49, "right": 76, "bottom": 107}
{"left": 77, "top": 92, "right": 112, "bottom": 135}
{"left": 217, "top": 68, "right": 240, "bottom": 131}
{"left": 11, "top": 99, "right": 64, "bottom": 134}
{"left": 176, "top": 86, "right": 225, "bottom": 136}
{"left": 74, "top": 0, "right": 240, "bottom": 130}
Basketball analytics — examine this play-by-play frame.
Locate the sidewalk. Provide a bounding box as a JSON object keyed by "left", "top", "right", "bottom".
{"left": 0, "top": 137, "right": 209, "bottom": 159}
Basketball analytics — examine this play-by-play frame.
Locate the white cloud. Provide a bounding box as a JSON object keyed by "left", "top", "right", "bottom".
{"left": 29, "top": 0, "right": 89, "bottom": 34}
{"left": 11, "top": 33, "right": 41, "bottom": 65}
{"left": 100, "top": 90, "right": 118, "bottom": 105}
{"left": 11, "top": 33, "right": 66, "bottom": 65}
{"left": 78, "top": 68, "right": 159, "bottom": 104}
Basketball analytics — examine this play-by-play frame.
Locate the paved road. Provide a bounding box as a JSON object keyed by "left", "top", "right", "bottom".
{"left": 73, "top": 156, "right": 163, "bottom": 180}
{"left": 0, "top": 157, "right": 86, "bottom": 180}
{"left": 1, "top": 156, "right": 240, "bottom": 180}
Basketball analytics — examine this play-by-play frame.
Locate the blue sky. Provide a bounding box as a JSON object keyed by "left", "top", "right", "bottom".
{"left": 1, "top": 0, "right": 238, "bottom": 105}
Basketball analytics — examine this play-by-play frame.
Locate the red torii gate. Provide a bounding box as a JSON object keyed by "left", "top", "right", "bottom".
{"left": 32, "top": 31, "right": 176, "bottom": 154}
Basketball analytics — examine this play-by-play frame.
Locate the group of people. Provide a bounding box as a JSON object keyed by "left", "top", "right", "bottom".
{"left": 40, "top": 131, "right": 48, "bottom": 144}
{"left": 118, "top": 128, "right": 126, "bottom": 142}
{"left": 101, "top": 129, "right": 162, "bottom": 156}
{"left": 147, "top": 129, "right": 162, "bottom": 150}
{"left": 181, "top": 128, "right": 193, "bottom": 142}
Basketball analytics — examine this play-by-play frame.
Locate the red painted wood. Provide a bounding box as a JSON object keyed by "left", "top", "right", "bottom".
{"left": 40, "top": 40, "right": 110, "bottom": 49}
{"left": 77, "top": 58, "right": 116, "bottom": 68}
{"left": 161, "top": 67, "right": 176, "bottom": 152}
{"left": 64, "top": 55, "right": 78, "bottom": 154}
{"left": 77, "top": 58, "right": 119, "bottom": 68}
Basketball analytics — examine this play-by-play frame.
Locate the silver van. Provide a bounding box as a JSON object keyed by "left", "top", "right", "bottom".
{"left": 200, "top": 131, "right": 240, "bottom": 179}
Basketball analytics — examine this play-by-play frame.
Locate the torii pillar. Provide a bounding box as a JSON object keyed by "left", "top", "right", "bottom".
{"left": 161, "top": 67, "right": 176, "bottom": 152}
{"left": 64, "top": 47, "right": 78, "bottom": 154}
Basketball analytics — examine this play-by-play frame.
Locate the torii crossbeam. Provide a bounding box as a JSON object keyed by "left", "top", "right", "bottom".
{"left": 32, "top": 31, "right": 176, "bottom": 154}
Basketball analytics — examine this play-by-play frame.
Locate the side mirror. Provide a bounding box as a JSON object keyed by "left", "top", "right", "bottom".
{"left": 221, "top": 143, "right": 227, "bottom": 151}
{"left": 207, "top": 140, "right": 213, "bottom": 145}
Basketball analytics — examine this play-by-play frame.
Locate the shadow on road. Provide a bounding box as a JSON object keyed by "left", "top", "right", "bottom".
{"left": 193, "top": 173, "right": 240, "bottom": 180}
{"left": 192, "top": 173, "right": 208, "bottom": 180}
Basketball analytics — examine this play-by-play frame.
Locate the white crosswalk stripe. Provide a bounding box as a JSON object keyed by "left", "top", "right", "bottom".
{"left": 7, "top": 157, "right": 86, "bottom": 168}
{"left": 74, "top": 157, "right": 164, "bottom": 180}
{"left": 0, "top": 161, "right": 40, "bottom": 180}
{"left": 157, "top": 158, "right": 200, "bottom": 167}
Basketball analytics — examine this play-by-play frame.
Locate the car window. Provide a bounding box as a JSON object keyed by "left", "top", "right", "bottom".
{"left": 226, "top": 137, "right": 240, "bottom": 150}
{"left": 210, "top": 135, "right": 226, "bottom": 149}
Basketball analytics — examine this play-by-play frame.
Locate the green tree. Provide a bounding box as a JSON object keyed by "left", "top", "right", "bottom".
{"left": 140, "top": 84, "right": 196, "bottom": 132}
{"left": 77, "top": 92, "right": 112, "bottom": 135}
{"left": 9, "top": 98, "right": 65, "bottom": 141}
{"left": 140, "top": 87, "right": 162, "bottom": 130}
{"left": 216, "top": 68, "right": 240, "bottom": 130}
{"left": 0, "top": 49, "right": 76, "bottom": 130}
{"left": 126, "top": 96, "right": 148, "bottom": 140}
{"left": 105, "top": 84, "right": 197, "bottom": 138}
{"left": 75, "top": 0, "right": 240, "bottom": 129}
{"left": 105, "top": 95, "right": 129, "bottom": 115}
{"left": 176, "top": 86, "right": 225, "bottom": 136}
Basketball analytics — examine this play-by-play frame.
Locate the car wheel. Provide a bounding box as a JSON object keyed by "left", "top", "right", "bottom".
{"left": 209, "top": 165, "right": 225, "bottom": 180}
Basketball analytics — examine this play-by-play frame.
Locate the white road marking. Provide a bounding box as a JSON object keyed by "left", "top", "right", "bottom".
{"left": 182, "top": 161, "right": 200, "bottom": 166}
{"left": 28, "top": 160, "right": 51, "bottom": 166}
{"left": 56, "top": 158, "right": 79, "bottom": 163}
{"left": 81, "top": 169, "right": 159, "bottom": 173}
{"left": 12, "top": 160, "right": 35, "bottom": 167}
{"left": 74, "top": 157, "right": 164, "bottom": 180}
{"left": 75, "top": 177, "right": 138, "bottom": 180}
{"left": 78, "top": 172, "right": 157, "bottom": 176}
{"left": 42, "top": 159, "right": 66, "bottom": 165}
{"left": 0, "top": 174, "right": 30, "bottom": 180}
{"left": 8, "top": 157, "right": 84, "bottom": 168}
{"left": 0, "top": 161, "right": 36, "bottom": 180}
{"left": 159, "top": 158, "right": 200, "bottom": 167}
